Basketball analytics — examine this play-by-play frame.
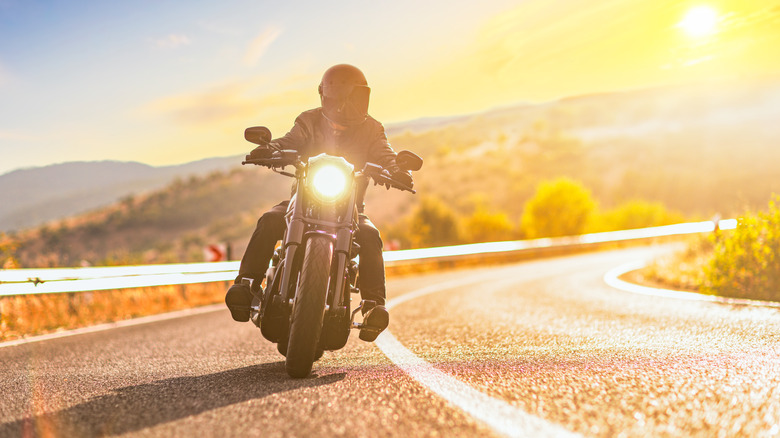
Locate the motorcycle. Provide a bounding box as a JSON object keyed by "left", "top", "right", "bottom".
{"left": 241, "top": 126, "right": 422, "bottom": 378}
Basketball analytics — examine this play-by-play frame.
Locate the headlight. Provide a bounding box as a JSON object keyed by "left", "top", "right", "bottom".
{"left": 306, "top": 154, "right": 354, "bottom": 203}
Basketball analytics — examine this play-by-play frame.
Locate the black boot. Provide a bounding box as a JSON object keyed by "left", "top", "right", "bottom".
{"left": 225, "top": 282, "right": 253, "bottom": 322}
{"left": 359, "top": 304, "right": 389, "bottom": 342}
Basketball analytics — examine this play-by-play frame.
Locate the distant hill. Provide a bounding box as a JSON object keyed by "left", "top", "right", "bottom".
{"left": 0, "top": 156, "right": 241, "bottom": 231}
{"left": 9, "top": 165, "right": 291, "bottom": 267}
{"left": 386, "top": 74, "right": 780, "bottom": 218}
{"left": 385, "top": 114, "right": 471, "bottom": 136}
{"left": 0, "top": 118, "right": 474, "bottom": 233}
{"left": 0, "top": 117, "right": 469, "bottom": 233}
{"left": 5, "top": 75, "right": 780, "bottom": 268}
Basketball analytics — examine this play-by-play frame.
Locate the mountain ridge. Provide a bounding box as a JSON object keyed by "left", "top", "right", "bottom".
{"left": 0, "top": 156, "right": 241, "bottom": 232}
{"left": 3, "top": 74, "right": 779, "bottom": 233}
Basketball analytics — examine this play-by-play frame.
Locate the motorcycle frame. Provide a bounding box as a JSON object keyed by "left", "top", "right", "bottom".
{"left": 275, "top": 164, "right": 360, "bottom": 324}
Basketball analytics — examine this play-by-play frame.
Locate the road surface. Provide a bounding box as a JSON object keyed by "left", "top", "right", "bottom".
{"left": 2, "top": 245, "right": 779, "bottom": 437}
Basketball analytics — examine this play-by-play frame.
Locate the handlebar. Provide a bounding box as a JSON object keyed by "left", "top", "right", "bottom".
{"left": 242, "top": 158, "right": 281, "bottom": 167}
{"left": 384, "top": 177, "right": 416, "bottom": 194}
{"left": 242, "top": 154, "right": 415, "bottom": 193}
{"left": 242, "top": 149, "right": 301, "bottom": 168}
{"left": 361, "top": 163, "right": 416, "bottom": 194}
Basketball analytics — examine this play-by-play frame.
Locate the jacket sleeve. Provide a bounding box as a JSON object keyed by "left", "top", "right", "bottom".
{"left": 251, "top": 113, "right": 311, "bottom": 154}
{"left": 367, "top": 123, "right": 399, "bottom": 172}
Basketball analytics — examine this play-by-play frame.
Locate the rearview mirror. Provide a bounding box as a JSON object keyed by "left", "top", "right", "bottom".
{"left": 396, "top": 150, "right": 423, "bottom": 172}
{"left": 245, "top": 126, "right": 272, "bottom": 145}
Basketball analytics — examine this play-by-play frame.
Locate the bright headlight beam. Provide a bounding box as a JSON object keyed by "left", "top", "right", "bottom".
{"left": 312, "top": 165, "right": 348, "bottom": 199}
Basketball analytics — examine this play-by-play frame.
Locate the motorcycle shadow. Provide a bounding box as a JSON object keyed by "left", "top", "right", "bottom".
{"left": 0, "top": 361, "right": 346, "bottom": 437}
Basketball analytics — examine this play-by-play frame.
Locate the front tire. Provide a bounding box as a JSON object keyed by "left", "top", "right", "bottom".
{"left": 285, "top": 235, "right": 332, "bottom": 378}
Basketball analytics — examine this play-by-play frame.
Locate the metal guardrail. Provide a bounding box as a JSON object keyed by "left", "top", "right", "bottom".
{"left": 0, "top": 219, "right": 736, "bottom": 297}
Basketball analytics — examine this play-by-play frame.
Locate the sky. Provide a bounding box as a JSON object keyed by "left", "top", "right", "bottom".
{"left": 1, "top": 0, "right": 779, "bottom": 175}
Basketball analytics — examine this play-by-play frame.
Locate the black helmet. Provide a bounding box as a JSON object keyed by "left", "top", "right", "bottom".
{"left": 318, "top": 64, "right": 370, "bottom": 126}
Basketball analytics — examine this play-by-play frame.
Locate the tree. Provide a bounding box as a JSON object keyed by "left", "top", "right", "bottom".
{"left": 520, "top": 178, "right": 595, "bottom": 238}
{"left": 464, "top": 207, "right": 515, "bottom": 243}
{"left": 406, "top": 197, "right": 460, "bottom": 248}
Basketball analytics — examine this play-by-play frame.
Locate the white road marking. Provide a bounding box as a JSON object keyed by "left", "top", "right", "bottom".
{"left": 4, "top": 274, "right": 582, "bottom": 437}
{"left": 604, "top": 261, "right": 780, "bottom": 308}
{"left": 376, "top": 277, "right": 583, "bottom": 438}
{"left": 6, "top": 250, "right": 775, "bottom": 435}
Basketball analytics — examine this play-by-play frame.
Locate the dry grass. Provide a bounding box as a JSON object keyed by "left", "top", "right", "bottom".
{"left": 0, "top": 282, "right": 228, "bottom": 342}
{"left": 626, "top": 235, "right": 715, "bottom": 292}
{"left": 0, "top": 247, "right": 584, "bottom": 342}
{"left": 0, "top": 236, "right": 688, "bottom": 343}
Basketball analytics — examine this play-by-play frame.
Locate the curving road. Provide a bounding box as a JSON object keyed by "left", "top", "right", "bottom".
{"left": 2, "top": 245, "right": 779, "bottom": 437}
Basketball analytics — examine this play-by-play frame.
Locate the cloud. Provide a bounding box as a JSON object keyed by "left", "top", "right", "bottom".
{"left": 140, "top": 77, "right": 314, "bottom": 129}
{"left": 243, "top": 26, "right": 283, "bottom": 67}
{"left": 144, "top": 82, "right": 257, "bottom": 126}
{"left": 151, "top": 34, "right": 192, "bottom": 49}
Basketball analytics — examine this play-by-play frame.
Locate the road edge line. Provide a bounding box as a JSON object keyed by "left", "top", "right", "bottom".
{"left": 376, "top": 277, "right": 583, "bottom": 438}
{"left": 604, "top": 261, "right": 780, "bottom": 308}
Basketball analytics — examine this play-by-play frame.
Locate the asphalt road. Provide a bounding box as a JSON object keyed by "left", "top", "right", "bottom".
{"left": 2, "top": 245, "right": 779, "bottom": 437}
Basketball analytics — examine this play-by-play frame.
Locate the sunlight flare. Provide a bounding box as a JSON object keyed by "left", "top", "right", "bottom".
{"left": 679, "top": 5, "right": 719, "bottom": 38}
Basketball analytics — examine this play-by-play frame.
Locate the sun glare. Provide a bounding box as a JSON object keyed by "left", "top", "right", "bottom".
{"left": 679, "top": 6, "right": 719, "bottom": 38}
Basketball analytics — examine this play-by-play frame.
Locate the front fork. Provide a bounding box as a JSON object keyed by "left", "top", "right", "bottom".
{"left": 264, "top": 191, "right": 363, "bottom": 348}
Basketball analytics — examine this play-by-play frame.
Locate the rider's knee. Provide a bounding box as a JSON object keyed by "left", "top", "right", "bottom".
{"left": 257, "top": 208, "right": 285, "bottom": 231}
{"left": 357, "top": 223, "right": 383, "bottom": 250}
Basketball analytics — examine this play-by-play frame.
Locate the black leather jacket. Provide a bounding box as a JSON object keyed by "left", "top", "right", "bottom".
{"left": 254, "top": 108, "right": 399, "bottom": 209}
{"left": 259, "top": 108, "right": 398, "bottom": 172}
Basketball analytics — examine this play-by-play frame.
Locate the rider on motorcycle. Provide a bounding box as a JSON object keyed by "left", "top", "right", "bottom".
{"left": 225, "top": 64, "right": 412, "bottom": 340}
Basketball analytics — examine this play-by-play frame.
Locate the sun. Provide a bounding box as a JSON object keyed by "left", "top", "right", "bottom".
{"left": 678, "top": 5, "right": 719, "bottom": 38}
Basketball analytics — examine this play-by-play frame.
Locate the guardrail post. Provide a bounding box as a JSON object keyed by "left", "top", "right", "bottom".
{"left": 67, "top": 292, "right": 78, "bottom": 316}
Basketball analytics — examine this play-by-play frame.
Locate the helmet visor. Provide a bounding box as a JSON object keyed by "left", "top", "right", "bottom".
{"left": 321, "top": 84, "right": 370, "bottom": 125}
{"left": 348, "top": 85, "right": 370, "bottom": 116}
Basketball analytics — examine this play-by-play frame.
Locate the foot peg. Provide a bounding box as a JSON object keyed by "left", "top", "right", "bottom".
{"left": 350, "top": 299, "right": 375, "bottom": 325}
{"left": 351, "top": 300, "right": 388, "bottom": 342}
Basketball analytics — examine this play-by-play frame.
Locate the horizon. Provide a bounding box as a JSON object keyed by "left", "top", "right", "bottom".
{"left": 2, "top": 0, "right": 779, "bottom": 175}
{"left": 2, "top": 70, "right": 779, "bottom": 177}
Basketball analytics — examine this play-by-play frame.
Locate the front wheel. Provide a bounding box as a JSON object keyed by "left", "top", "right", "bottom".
{"left": 285, "top": 235, "right": 332, "bottom": 378}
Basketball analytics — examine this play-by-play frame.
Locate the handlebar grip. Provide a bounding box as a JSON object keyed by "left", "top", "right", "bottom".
{"left": 242, "top": 158, "right": 274, "bottom": 166}
{"left": 243, "top": 155, "right": 300, "bottom": 169}
{"left": 389, "top": 179, "right": 415, "bottom": 193}
{"left": 367, "top": 170, "right": 416, "bottom": 193}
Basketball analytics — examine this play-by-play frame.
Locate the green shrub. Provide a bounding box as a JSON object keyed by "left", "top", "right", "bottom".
{"left": 703, "top": 195, "right": 780, "bottom": 301}
{"left": 406, "top": 197, "right": 461, "bottom": 248}
{"left": 520, "top": 178, "right": 595, "bottom": 238}
{"left": 464, "top": 207, "right": 515, "bottom": 243}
